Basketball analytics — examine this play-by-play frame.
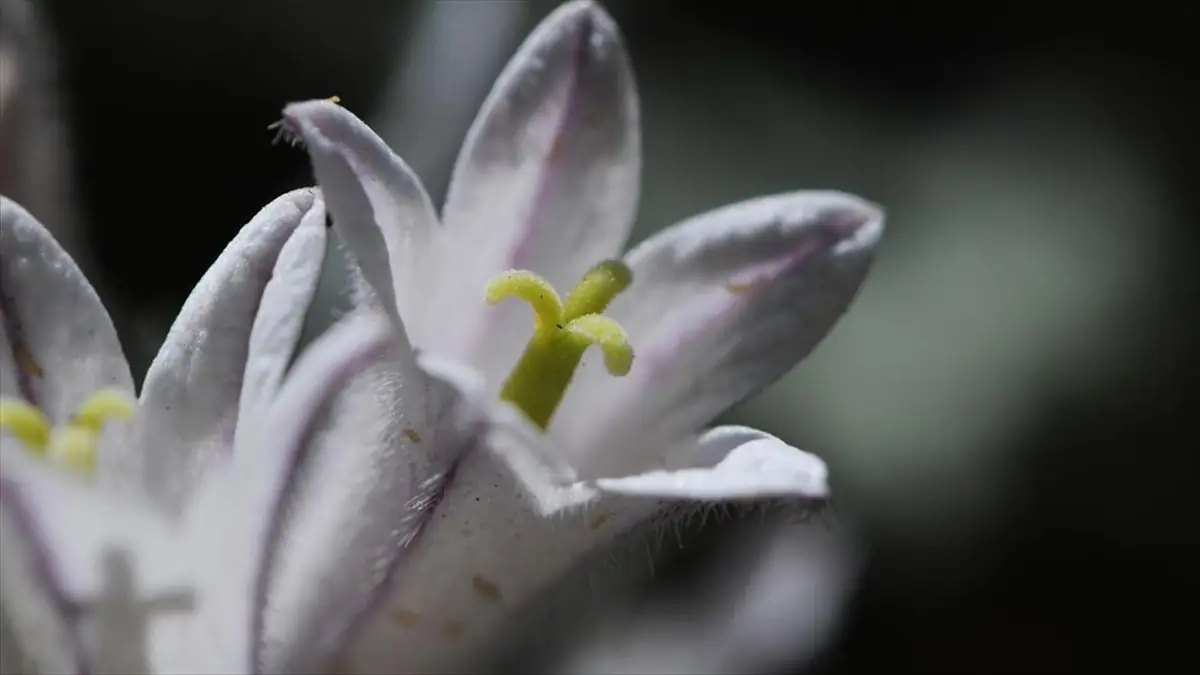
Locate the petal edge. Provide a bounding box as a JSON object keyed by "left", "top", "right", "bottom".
{"left": 595, "top": 426, "right": 829, "bottom": 501}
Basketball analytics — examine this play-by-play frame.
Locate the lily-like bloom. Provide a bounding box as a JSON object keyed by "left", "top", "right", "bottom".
{"left": 0, "top": 190, "right": 330, "bottom": 508}
{"left": 0, "top": 191, "right": 409, "bottom": 672}
{"left": 275, "top": 0, "right": 884, "bottom": 671}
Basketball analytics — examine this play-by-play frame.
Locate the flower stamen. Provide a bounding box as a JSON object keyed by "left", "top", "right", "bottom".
{"left": 0, "top": 400, "right": 51, "bottom": 453}
{"left": 485, "top": 260, "right": 634, "bottom": 429}
{"left": 0, "top": 389, "right": 133, "bottom": 475}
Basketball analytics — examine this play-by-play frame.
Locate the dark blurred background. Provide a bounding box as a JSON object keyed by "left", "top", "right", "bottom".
{"left": 4, "top": 0, "right": 1197, "bottom": 671}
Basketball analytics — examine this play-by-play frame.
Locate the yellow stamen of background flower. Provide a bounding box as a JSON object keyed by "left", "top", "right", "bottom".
{"left": 0, "top": 400, "right": 51, "bottom": 453}
{"left": 0, "top": 389, "right": 134, "bottom": 476}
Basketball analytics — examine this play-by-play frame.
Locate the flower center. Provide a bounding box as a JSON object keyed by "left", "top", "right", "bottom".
{"left": 485, "top": 260, "right": 634, "bottom": 429}
{"left": 0, "top": 390, "right": 134, "bottom": 475}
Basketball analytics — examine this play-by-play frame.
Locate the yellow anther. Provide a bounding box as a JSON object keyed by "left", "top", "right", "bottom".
{"left": 487, "top": 260, "right": 635, "bottom": 429}
{"left": 561, "top": 260, "right": 631, "bottom": 322}
{"left": 0, "top": 399, "right": 51, "bottom": 454}
{"left": 72, "top": 389, "right": 135, "bottom": 433}
{"left": 329, "top": 95, "right": 342, "bottom": 105}
{"left": 47, "top": 426, "right": 98, "bottom": 475}
{"left": 486, "top": 270, "right": 564, "bottom": 332}
{"left": 0, "top": 390, "right": 133, "bottom": 477}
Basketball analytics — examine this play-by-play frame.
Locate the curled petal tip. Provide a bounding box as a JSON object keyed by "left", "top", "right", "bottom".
{"left": 279, "top": 100, "right": 334, "bottom": 143}
{"left": 539, "top": 0, "right": 622, "bottom": 53}
{"left": 826, "top": 190, "right": 884, "bottom": 225}
{"left": 792, "top": 191, "right": 885, "bottom": 255}
{"left": 282, "top": 186, "right": 321, "bottom": 213}
{"left": 836, "top": 195, "right": 885, "bottom": 252}
{"left": 282, "top": 97, "right": 341, "bottom": 122}
{"left": 557, "top": 0, "right": 611, "bottom": 21}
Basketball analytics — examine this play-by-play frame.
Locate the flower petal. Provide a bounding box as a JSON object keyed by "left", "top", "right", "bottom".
{"left": 173, "top": 313, "right": 397, "bottom": 675}
{"left": 334, "top": 395, "right": 663, "bottom": 673}
{"left": 282, "top": 99, "right": 441, "bottom": 344}
{"left": 0, "top": 196, "right": 134, "bottom": 421}
{"left": 0, "top": 473, "right": 88, "bottom": 675}
{"left": 0, "top": 450, "right": 204, "bottom": 673}
{"left": 234, "top": 210, "right": 328, "bottom": 449}
{"left": 0, "top": 613, "right": 30, "bottom": 673}
{"left": 438, "top": 0, "right": 641, "bottom": 382}
{"left": 551, "top": 191, "right": 883, "bottom": 475}
{"left": 132, "top": 189, "right": 325, "bottom": 515}
{"left": 594, "top": 426, "right": 828, "bottom": 500}
{"left": 169, "top": 311, "right": 392, "bottom": 673}
{"left": 553, "top": 522, "right": 857, "bottom": 675}
{"left": 338, "top": 444, "right": 631, "bottom": 672}
{"left": 254, "top": 313, "right": 477, "bottom": 674}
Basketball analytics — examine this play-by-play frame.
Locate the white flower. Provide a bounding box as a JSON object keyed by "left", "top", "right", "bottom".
{"left": 0, "top": 191, "right": 401, "bottom": 672}
{"left": 0, "top": 190, "right": 331, "bottom": 504}
{"left": 275, "top": 0, "right": 884, "bottom": 671}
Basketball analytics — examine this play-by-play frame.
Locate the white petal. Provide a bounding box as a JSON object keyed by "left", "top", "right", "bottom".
{"left": 0, "top": 196, "right": 134, "bottom": 421}
{"left": 337, "top": 397, "right": 823, "bottom": 672}
{"left": 0, "top": 611, "right": 32, "bottom": 673}
{"left": 438, "top": 0, "right": 641, "bottom": 383}
{"left": 552, "top": 191, "right": 883, "bottom": 475}
{"left": 283, "top": 100, "right": 441, "bottom": 345}
{"left": 419, "top": 351, "right": 581, "bottom": 491}
{"left": 343, "top": 410, "right": 832, "bottom": 673}
{"left": 0, "top": 474, "right": 87, "bottom": 675}
{"left": 0, "top": 450, "right": 204, "bottom": 673}
{"left": 554, "top": 523, "right": 857, "bottom": 675}
{"left": 256, "top": 314, "right": 476, "bottom": 674}
{"left": 176, "top": 312, "right": 391, "bottom": 673}
{"left": 168, "top": 314, "right": 398, "bottom": 675}
{"left": 234, "top": 211, "right": 328, "bottom": 449}
{"left": 133, "top": 189, "right": 325, "bottom": 516}
{"left": 336, "top": 396, "right": 647, "bottom": 673}
{"left": 339, "top": 449, "right": 624, "bottom": 672}
{"left": 713, "top": 524, "right": 857, "bottom": 671}
{"left": 595, "top": 426, "right": 828, "bottom": 500}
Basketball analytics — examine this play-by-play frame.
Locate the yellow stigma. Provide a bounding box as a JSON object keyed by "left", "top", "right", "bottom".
{"left": 0, "top": 389, "right": 134, "bottom": 476}
{"left": 486, "top": 260, "right": 634, "bottom": 429}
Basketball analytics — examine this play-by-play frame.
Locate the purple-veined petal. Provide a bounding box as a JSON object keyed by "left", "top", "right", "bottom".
{"left": 255, "top": 308, "right": 475, "bottom": 674}
{"left": 333, "top": 369, "right": 826, "bottom": 672}
{"left": 551, "top": 191, "right": 883, "bottom": 476}
{"left": 333, "top": 393, "right": 667, "bottom": 673}
{"left": 337, "top": 449, "right": 633, "bottom": 671}
{"left": 0, "top": 196, "right": 134, "bottom": 425}
{"left": 0, "top": 473, "right": 87, "bottom": 675}
{"left": 173, "top": 312, "right": 393, "bottom": 673}
{"left": 282, "top": 99, "right": 441, "bottom": 344}
{"left": 438, "top": 0, "right": 641, "bottom": 384}
{"left": 595, "top": 425, "right": 828, "bottom": 500}
{"left": 0, "top": 450, "right": 206, "bottom": 673}
{"left": 177, "top": 313, "right": 397, "bottom": 675}
{"left": 133, "top": 189, "right": 325, "bottom": 516}
{"left": 234, "top": 212, "right": 328, "bottom": 449}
